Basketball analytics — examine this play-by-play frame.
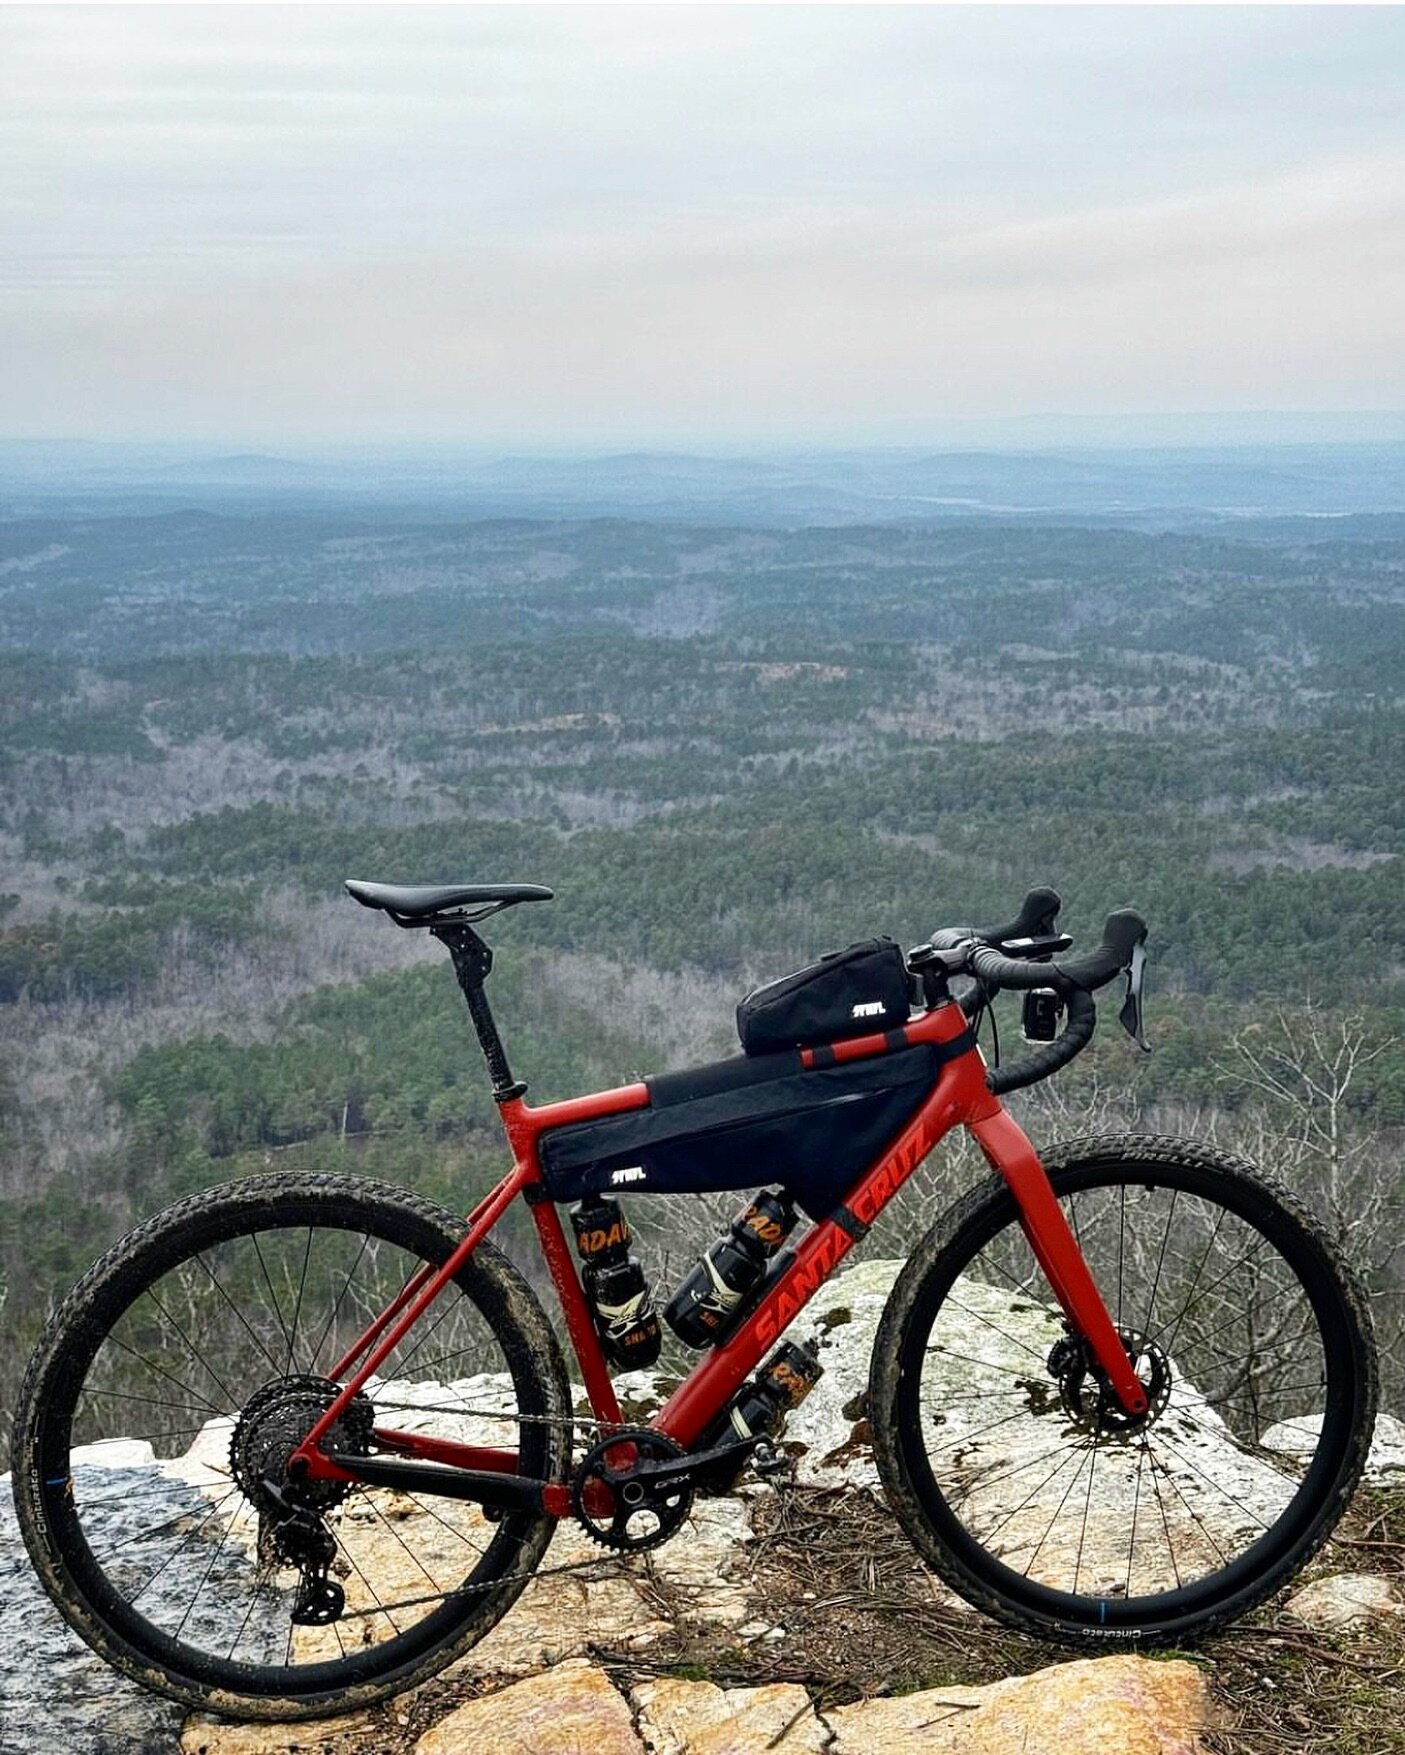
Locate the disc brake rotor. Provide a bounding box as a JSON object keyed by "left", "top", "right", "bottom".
{"left": 1048, "top": 1328, "right": 1172, "bottom": 1436}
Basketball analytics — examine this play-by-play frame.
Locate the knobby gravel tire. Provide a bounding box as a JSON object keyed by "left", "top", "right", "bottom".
{"left": 11, "top": 1172, "right": 572, "bottom": 1720}
{"left": 868, "top": 1133, "right": 1378, "bottom": 1648}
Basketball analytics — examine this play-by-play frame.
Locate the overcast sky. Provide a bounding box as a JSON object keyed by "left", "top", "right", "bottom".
{"left": 2, "top": 5, "right": 1403, "bottom": 447}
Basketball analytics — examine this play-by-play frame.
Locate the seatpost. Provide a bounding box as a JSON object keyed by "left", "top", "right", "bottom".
{"left": 431, "top": 923, "right": 527, "bottom": 1102}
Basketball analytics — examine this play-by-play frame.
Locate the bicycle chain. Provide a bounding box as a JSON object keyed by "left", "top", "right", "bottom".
{"left": 315, "top": 1398, "right": 707, "bottom": 1618}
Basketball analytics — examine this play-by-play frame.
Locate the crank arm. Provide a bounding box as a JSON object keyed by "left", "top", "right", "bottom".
{"left": 624, "top": 1434, "right": 761, "bottom": 1489}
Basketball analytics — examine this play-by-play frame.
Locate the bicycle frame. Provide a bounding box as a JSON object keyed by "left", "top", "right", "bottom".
{"left": 293, "top": 995, "right": 1146, "bottom": 1515}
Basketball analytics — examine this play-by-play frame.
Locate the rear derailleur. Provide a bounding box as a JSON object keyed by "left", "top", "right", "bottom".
{"left": 257, "top": 1480, "right": 346, "bottom": 1625}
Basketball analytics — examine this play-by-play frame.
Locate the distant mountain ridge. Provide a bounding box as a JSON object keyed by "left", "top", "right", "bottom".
{"left": 1, "top": 439, "right": 1402, "bottom": 527}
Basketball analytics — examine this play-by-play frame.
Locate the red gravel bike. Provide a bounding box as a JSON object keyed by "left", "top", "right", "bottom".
{"left": 13, "top": 882, "right": 1376, "bottom": 1718}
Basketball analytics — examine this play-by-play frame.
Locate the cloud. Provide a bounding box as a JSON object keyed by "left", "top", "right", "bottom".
{"left": 2, "top": 5, "right": 1402, "bottom": 439}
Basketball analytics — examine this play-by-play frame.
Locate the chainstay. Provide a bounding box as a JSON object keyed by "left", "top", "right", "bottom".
{"left": 247, "top": 1401, "right": 686, "bottom": 1624}
{"left": 369, "top": 1399, "right": 632, "bottom": 1435}
{"left": 306, "top": 1403, "right": 712, "bottom": 1619}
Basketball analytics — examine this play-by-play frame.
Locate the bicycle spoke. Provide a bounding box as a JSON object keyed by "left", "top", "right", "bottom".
{"left": 1145, "top": 1445, "right": 1232, "bottom": 1569}
{"left": 173, "top": 1504, "right": 240, "bottom": 1642}
{"left": 927, "top": 1343, "right": 1042, "bottom": 1377}
{"left": 306, "top": 1232, "right": 373, "bottom": 1371}
{"left": 968, "top": 1441, "right": 1088, "bottom": 1548}
{"left": 357, "top": 1489, "right": 445, "bottom": 1595}
{"left": 285, "top": 1227, "right": 315, "bottom": 1375}
{"left": 226, "top": 1567, "right": 272, "bottom": 1664}
{"left": 1124, "top": 1441, "right": 1146, "bottom": 1598}
{"left": 1023, "top": 1443, "right": 1093, "bottom": 1577}
{"left": 1115, "top": 1184, "right": 1126, "bottom": 1331}
{"left": 941, "top": 1294, "right": 1052, "bottom": 1365}
{"left": 81, "top": 1422, "right": 211, "bottom": 1447}
{"left": 103, "top": 1334, "right": 227, "bottom": 1421}
{"left": 1144, "top": 1441, "right": 1184, "bottom": 1589}
{"left": 128, "top": 1485, "right": 242, "bottom": 1608}
{"left": 1147, "top": 1428, "right": 1274, "bottom": 1536}
{"left": 336, "top": 1517, "right": 406, "bottom": 1639}
{"left": 397, "top": 1492, "right": 492, "bottom": 1561}
{"left": 954, "top": 1437, "right": 1084, "bottom": 1503}
{"left": 78, "top": 1385, "right": 217, "bottom": 1418}
{"left": 1073, "top": 1438, "right": 1098, "bottom": 1594}
{"left": 97, "top": 1494, "right": 239, "bottom": 1562}
{"left": 926, "top": 1407, "right": 1031, "bottom": 1458}
{"left": 250, "top": 1232, "right": 295, "bottom": 1362}
{"left": 1140, "top": 1187, "right": 1178, "bottom": 1341}
{"left": 140, "top": 1285, "right": 243, "bottom": 1410}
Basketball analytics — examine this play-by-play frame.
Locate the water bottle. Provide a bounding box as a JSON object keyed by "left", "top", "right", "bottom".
{"left": 570, "top": 1197, "right": 661, "bottom": 1368}
{"left": 663, "top": 1189, "right": 798, "bottom": 1348}
{"left": 699, "top": 1340, "right": 824, "bottom": 1486}
{"left": 726, "top": 1340, "right": 824, "bottom": 1442}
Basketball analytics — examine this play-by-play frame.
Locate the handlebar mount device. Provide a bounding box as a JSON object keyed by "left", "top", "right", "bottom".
{"left": 908, "top": 888, "right": 1150, "bottom": 1095}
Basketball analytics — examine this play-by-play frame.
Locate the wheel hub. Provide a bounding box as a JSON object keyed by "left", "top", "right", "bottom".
{"left": 1047, "top": 1328, "right": 1171, "bottom": 1435}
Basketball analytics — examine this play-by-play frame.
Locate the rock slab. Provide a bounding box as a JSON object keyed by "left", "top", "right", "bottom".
{"left": 1285, "top": 1571, "right": 1404, "bottom": 1630}
{"left": 825, "top": 1654, "right": 1209, "bottom": 1755}
{"left": 633, "top": 1676, "right": 829, "bottom": 1754}
{"left": 413, "top": 1658, "right": 639, "bottom": 1755}
{"left": 181, "top": 1712, "right": 381, "bottom": 1755}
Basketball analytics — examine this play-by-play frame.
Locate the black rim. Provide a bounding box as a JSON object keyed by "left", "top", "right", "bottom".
{"left": 27, "top": 1188, "right": 552, "bottom": 1699}
{"left": 896, "top": 1157, "right": 1365, "bottom": 1629}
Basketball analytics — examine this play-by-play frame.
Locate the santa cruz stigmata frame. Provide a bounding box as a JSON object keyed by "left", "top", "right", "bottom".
{"left": 290, "top": 998, "right": 1147, "bottom": 1514}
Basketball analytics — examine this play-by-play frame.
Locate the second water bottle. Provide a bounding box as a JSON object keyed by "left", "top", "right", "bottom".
{"left": 664, "top": 1189, "right": 798, "bottom": 1348}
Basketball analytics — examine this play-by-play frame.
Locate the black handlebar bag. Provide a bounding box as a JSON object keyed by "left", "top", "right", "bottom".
{"left": 538, "top": 1041, "right": 939, "bottom": 1221}
{"left": 736, "top": 938, "right": 910, "bottom": 1056}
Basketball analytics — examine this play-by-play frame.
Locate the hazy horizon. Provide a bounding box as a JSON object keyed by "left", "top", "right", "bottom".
{"left": 4, "top": 410, "right": 1405, "bottom": 462}
{"left": 4, "top": 6, "right": 1404, "bottom": 448}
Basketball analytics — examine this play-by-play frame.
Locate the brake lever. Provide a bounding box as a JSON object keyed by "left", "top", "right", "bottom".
{"left": 1118, "top": 938, "right": 1151, "bottom": 1052}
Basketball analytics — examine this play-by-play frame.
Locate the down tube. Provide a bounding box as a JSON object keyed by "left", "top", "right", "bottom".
{"left": 654, "top": 1054, "right": 974, "bottom": 1449}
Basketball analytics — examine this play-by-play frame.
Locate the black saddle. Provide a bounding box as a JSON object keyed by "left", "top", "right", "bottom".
{"left": 345, "top": 879, "right": 553, "bottom": 927}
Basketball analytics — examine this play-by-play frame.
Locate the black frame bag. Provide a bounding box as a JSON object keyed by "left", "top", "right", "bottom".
{"left": 736, "top": 938, "right": 910, "bottom": 1056}
{"left": 538, "top": 1042, "right": 939, "bottom": 1220}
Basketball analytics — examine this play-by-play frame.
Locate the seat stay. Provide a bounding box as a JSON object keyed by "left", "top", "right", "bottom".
{"left": 293, "top": 1160, "right": 532, "bottom": 1468}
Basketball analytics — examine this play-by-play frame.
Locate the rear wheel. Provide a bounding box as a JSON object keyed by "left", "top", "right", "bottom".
{"left": 870, "top": 1135, "right": 1377, "bottom": 1644}
{"left": 12, "top": 1173, "right": 570, "bottom": 1718}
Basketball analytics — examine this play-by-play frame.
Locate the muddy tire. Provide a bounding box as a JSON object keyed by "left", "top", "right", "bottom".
{"left": 869, "top": 1134, "right": 1377, "bottom": 1646}
{"left": 12, "top": 1173, "right": 571, "bottom": 1719}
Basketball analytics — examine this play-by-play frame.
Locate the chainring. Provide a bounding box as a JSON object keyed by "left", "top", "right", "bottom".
{"left": 571, "top": 1428, "right": 692, "bottom": 1553}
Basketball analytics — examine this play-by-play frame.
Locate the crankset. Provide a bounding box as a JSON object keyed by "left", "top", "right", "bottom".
{"left": 571, "top": 1429, "right": 694, "bottom": 1552}
{"left": 569, "top": 1424, "right": 775, "bottom": 1551}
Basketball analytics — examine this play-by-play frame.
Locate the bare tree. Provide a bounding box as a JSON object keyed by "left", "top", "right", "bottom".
{"left": 1220, "top": 1005, "right": 1404, "bottom": 1413}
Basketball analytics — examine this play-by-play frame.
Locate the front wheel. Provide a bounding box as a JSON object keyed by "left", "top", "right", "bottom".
{"left": 12, "top": 1172, "right": 571, "bottom": 1719}
{"left": 870, "top": 1134, "right": 1377, "bottom": 1645}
